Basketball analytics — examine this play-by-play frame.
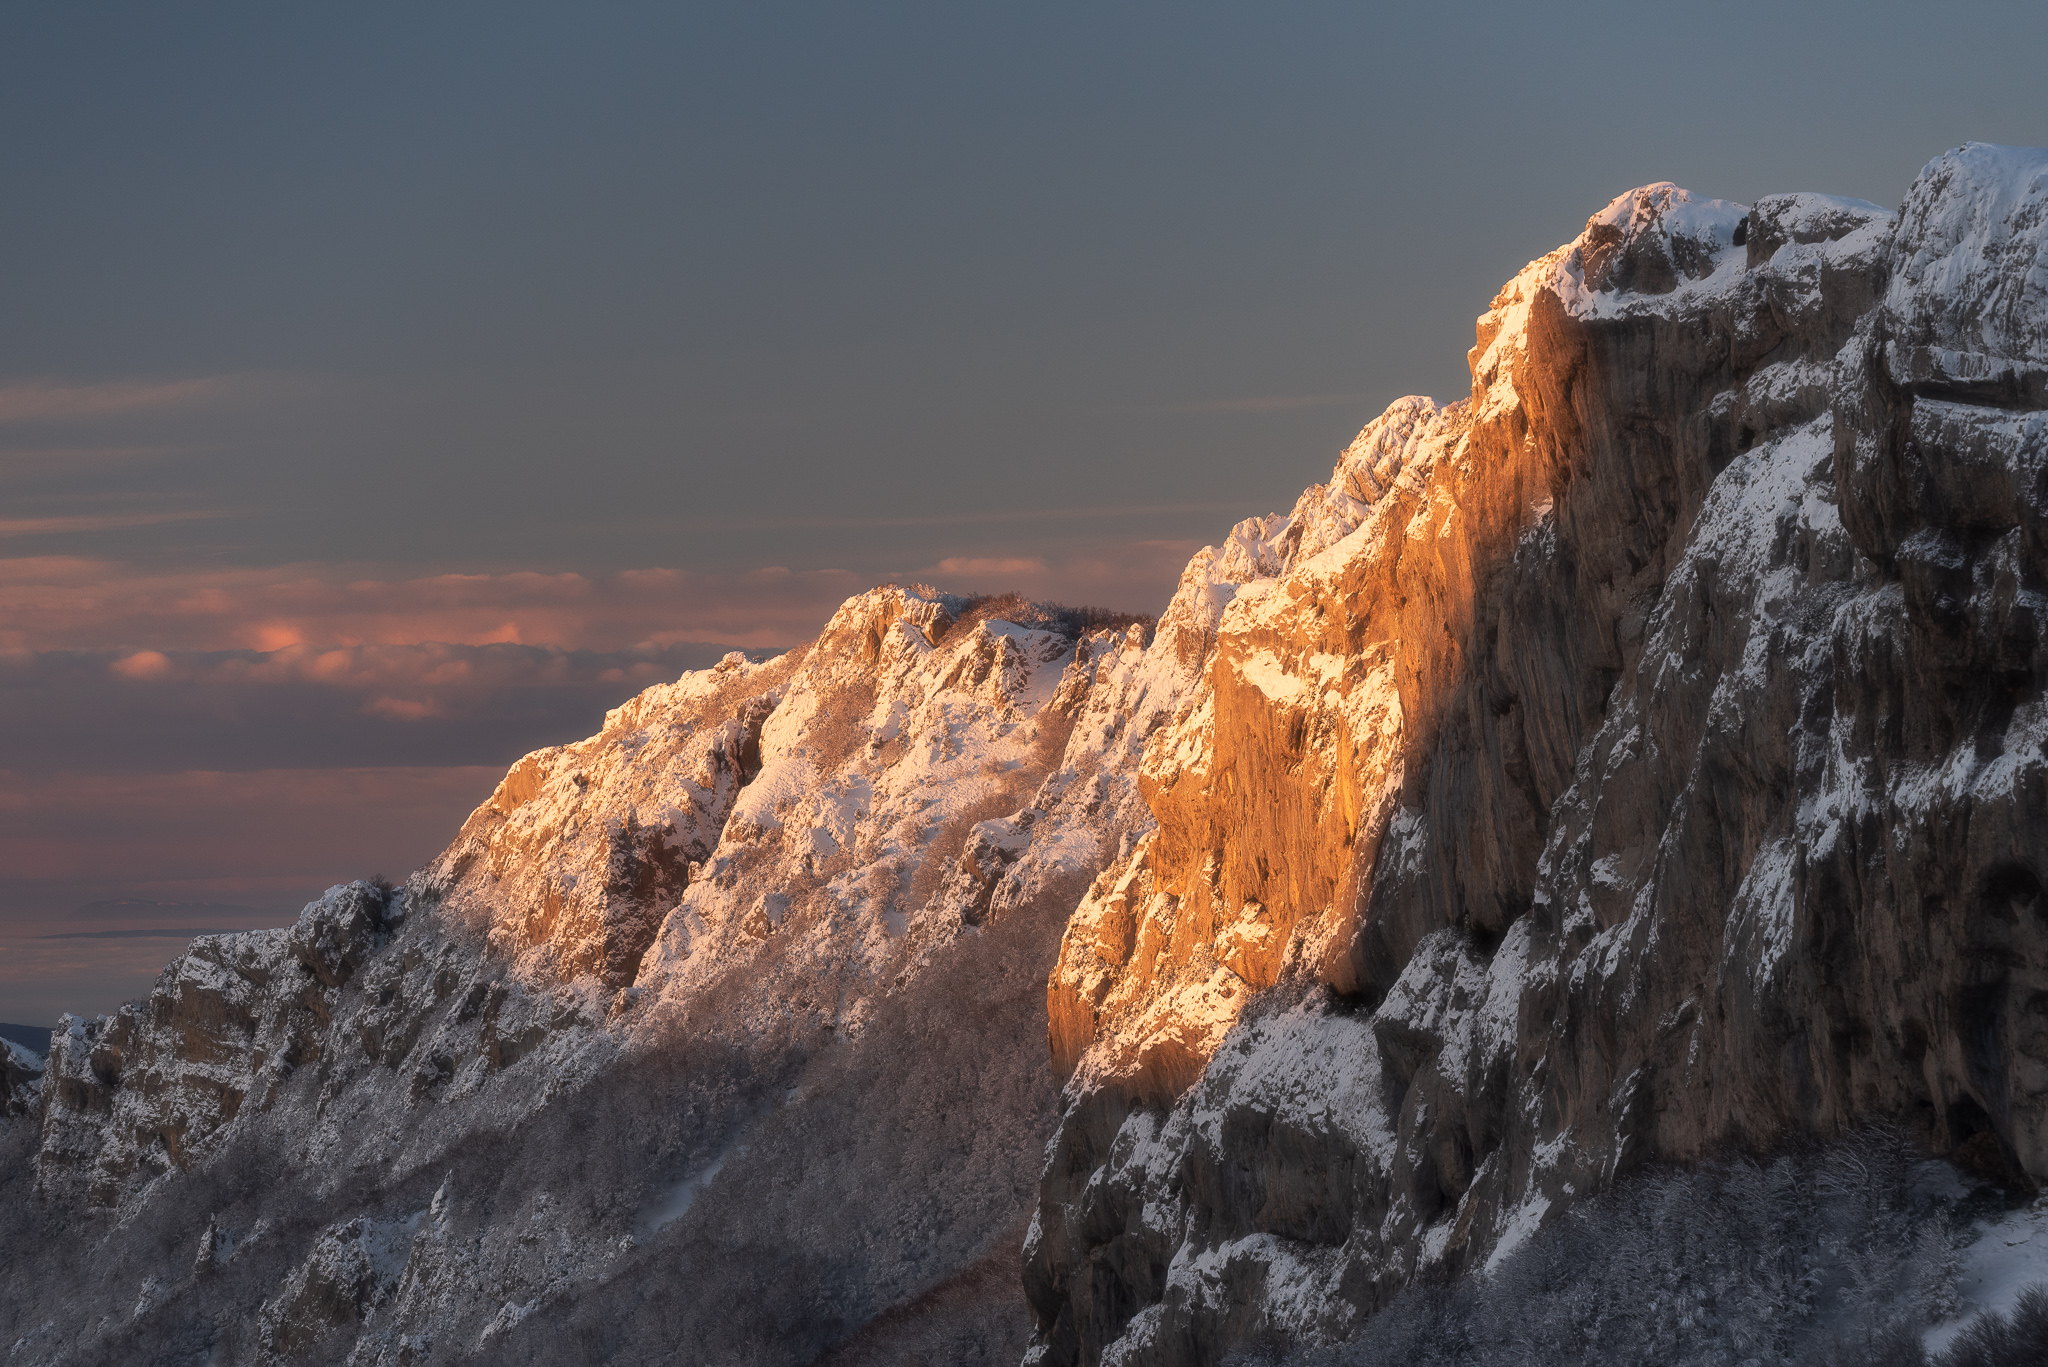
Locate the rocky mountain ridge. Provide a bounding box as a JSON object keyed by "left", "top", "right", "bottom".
{"left": 6, "top": 142, "right": 2047, "bottom": 1367}
{"left": 1023, "top": 144, "right": 2048, "bottom": 1364}
{"left": 7, "top": 586, "right": 1178, "bottom": 1365}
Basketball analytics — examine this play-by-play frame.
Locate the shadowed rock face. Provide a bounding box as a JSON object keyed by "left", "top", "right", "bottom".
{"left": 3, "top": 588, "right": 1162, "bottom": 1366}
{"left": 1024, "top": 145, "right": 2048, "bottom": 1366}
{"left": 2, "top": 1042, "right": 41, "bottom": 1120}
{"left": 8, "top": 145, "right": 2048, "bottom": 1367}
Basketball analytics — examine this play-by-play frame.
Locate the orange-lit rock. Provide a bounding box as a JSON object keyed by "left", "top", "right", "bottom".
{"left": 1028, "top": 152, "right": 2048, "bottom": 1367}
{"left": 1043, "top": 217, "right": 1607, "bottom": 1098}
{"left": 14, "top": 148, "right": 2048, "bottom": 1367}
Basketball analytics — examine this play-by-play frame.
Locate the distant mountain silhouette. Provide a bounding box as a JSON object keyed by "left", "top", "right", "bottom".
{"left": 0, "top": 1022, "right": 50, "bottom": 1054}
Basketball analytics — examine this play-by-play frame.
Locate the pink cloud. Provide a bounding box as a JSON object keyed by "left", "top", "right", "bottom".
{"left": 928, "top": 556, "right": 1051, "bottom": 578}
{"left": 0, "top": 558, "right": 871, "bottom": 654}
{"left": 110, "top": 650, "right": 172, "bottom": 679}
{"left": 0, "top": 376, "right": 243, "bottom": 424}
{"left": 0, "top": 543, "right": 1197, "bottom": 659}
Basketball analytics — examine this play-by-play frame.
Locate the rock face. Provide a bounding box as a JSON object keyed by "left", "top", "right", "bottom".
{"left": 1, "top": 588, "right": 1169, "bottom": 1366}
{"left": 2, "top": 1039, "right": 40, "bottom": 1119}
{"left": 1022, "top": 144, "right": 2048, "bottom": 1365}
{"left": 7, "top": 143, "right": 2048, "bottom": 1367}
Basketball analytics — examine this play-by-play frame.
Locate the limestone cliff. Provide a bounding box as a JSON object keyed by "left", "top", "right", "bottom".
{"left": 1022, "top": 146, "right": 2048, "bottom": 1365}
{"left": 7, "top": 143, "right": 2048, "bottom": 1367}
{"left": 5, "top": 587, "right": 1165, "bottom": 1365}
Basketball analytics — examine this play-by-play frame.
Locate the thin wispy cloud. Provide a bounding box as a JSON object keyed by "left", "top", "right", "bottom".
{"left": 0, "top": 376, "right": 242, "bottom": 424}
{"left": 0, "top": 539, "right": 1199, "bottom": 659}
{"left": 0, "top": 444, "right": 188, "bottom": 473}
{"left": 704, "top": 501, "right": 1247, "bottom": 533}
{"left": 0, "top": 510, "right": 229, "bottom": 538}
{"left": 97, "top": 639, "right": 692, "bottom": 704}
{"left": 0, "top": 558, "right": 871, "bottom": 654}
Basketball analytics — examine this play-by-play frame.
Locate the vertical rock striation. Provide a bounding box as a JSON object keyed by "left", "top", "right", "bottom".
{"left": 1024, "top": 146, "right": 2048, "bottom": 1366}
{"left": 7, "top": 143, "right": 2048, "bottom": 1367}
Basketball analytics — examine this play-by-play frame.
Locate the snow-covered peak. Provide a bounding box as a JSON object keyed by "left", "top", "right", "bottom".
{"left": 1886, "top": 141, "right": 2048, "bottom": 398}
{"left": 1468, "top": 181, "right": 1753, "bottom": 370}
{"left": 421, "top": 577, "right": 1179, "bottom": 1049}
{"left": 1745, "top": 190, "right": 1890, "bottom": 259}
{"left": 1185, "top": 182, "right": 1753, "bottom": 613}
{"left": 1575, "top": 181, "right": 1749, "bottom": 295}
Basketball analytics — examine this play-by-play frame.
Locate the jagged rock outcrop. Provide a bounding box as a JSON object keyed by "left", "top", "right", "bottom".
{"left": 1021, "top": 144, "right": 2048, "bottom": 1365}
{"left": 28, "top": 878, "right": 616, "bottom": 1220}
{"left": 3, "top": 1039, "right": 41, "bottom": 1120}
{"left": 1, "top": 587, "right": 1169, "bottom": 1366}
{"left": 8, "top": 141, "right": 2046, "bottom": 1367}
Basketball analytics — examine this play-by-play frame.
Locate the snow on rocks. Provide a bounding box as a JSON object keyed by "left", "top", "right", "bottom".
{"left": 2, "top": 1034, "right": 43, "bottom": 1117}
{"left": 1883, "top": 143, "right": 2048, "bottom": 405}
{"left": 27, "top": 881, "right": 624, "bottom": 1214}
{"left": 1029, "top": 147, "right": 2048, "bottom": 1366}
{"left": 613, "top": 586, "right": 1145, "bottom": 1034}
{"left": 14, "top": 144, "right": 2048, "bottom": 1367}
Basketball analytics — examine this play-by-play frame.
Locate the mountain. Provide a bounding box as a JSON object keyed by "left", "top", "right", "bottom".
{"left": 0, "top": 1024, "right": 51, "bottom": 1055}
{"left": 5, "top": 143, "right": 2048, "bottom": 1366}
{"left": 1025, "top": 145, "right": 2048, "bottom": 1365}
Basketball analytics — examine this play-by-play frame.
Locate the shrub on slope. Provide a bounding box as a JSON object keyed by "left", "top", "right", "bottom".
{"left": 1240, "top": 1132, "right": 2046, "bottom": 1367}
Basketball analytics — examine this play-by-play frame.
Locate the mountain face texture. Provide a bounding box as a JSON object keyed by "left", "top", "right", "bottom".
{"left": 5, "top": 589, "right": 1182, "bottom": 1366}
{"left": 1024, "top": 143, "right": 2048, "bottom": 1365}
{"left": 4, "top": 143, "right": 2047, "bottom": 1367}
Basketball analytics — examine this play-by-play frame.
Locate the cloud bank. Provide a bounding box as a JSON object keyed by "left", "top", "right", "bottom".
{"left": 0, "top": 539, "right": 1199, "bottom": 655}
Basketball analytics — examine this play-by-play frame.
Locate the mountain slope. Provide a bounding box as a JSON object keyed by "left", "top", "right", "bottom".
{"left": 6, "top": 144, "right": 2048, "bottom": 1367}
{"left": 3, "top": 588, "right": 1176, "bottom": 1365}
{"left": 1022, "top": 145, "right": 2048, "bottom": 1365}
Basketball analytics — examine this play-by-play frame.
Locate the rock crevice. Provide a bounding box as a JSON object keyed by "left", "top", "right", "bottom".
{"left": 1025, "top": 146, "right": 2048, "bottom": 1366}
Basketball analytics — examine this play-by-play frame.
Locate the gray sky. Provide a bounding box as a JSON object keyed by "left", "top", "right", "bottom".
{"left": 4, "top": 0, "right": 2046, "bottom": 1024}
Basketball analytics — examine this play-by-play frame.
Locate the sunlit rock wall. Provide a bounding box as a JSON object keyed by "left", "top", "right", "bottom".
{"left": 1026, "top": 147, "right": 2048, "bottom": 1366}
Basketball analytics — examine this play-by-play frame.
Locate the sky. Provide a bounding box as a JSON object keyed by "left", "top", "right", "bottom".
{"left": 4, "top": 0, "right": 2047, "bottom": 1026}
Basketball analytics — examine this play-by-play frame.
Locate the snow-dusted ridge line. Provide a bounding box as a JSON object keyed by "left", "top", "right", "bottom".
{"left": 7, "top": 581, "right": 1208, "bottom": 1364}
{"left": 9, "top": 143, "right": 2048, "bottom": 1367}
{"left": 1025, "top": 143, "right": 2048, "bottom": 1365}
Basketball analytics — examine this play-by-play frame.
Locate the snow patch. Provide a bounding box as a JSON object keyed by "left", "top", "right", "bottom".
{"left": 1924, "top": 1199, "right": 2048, "bottom": 1354}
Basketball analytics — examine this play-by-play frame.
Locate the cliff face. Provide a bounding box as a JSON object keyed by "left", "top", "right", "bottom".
{"left": 4, "top": 587, "right": 1181, "bottom": 1366}
{"left": 7, "top": 143, "right": 2047, "bottom": 1367}
{"left": 2, "top": 1039, "right": 40, "bottom": 1119}
{"left": 1021, "top": 145, "right": 2048, "bottom": 1365}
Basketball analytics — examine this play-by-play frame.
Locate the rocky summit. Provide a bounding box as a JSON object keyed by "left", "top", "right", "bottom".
{"left": 7, "top": 143, "right": 2048, "bottom": 1367}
